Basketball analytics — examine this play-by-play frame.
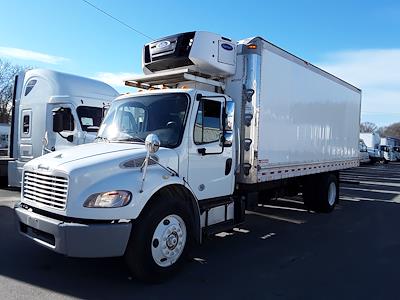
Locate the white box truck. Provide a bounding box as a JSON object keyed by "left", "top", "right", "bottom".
{"left": 360, "top": 132, "right": 381, "bottom": 163}
{"left": 2, "top": 69, "right": 119, "bottom": 187}
{"left": 15, "top": 32, "right": 361, "bottom": 282}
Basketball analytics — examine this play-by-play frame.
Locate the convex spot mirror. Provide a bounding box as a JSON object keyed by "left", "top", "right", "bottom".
{"left": 145, "top": 134, "right": 160, "bottom": 154}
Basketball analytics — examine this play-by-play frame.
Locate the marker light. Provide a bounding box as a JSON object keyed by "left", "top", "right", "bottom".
{"left": 84, "top": 190, "right": 132, "bottom": 208}
{"left": 247, "top": 44, "right": 257, "bottom": 49}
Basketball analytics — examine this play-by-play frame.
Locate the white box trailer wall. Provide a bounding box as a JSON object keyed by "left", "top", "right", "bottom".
{"left": 226, "top": 37, "right": 361, "bottom": 184}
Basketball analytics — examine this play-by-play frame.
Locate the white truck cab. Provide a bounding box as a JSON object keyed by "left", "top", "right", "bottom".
{"left": 16, "top": 31, "right": 361, "bottom": 282}
{"left": 7, "top": 69, "right": 119, "bottom": 187}
{"left": 359, "top": 139, "right": 370, "bottom": 164}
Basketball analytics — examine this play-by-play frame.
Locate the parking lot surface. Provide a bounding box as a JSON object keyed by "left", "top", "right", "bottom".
{"left": 1, "top": 163, "right": 400, "bottom": 299}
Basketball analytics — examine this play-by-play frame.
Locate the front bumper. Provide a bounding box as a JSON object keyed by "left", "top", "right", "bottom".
{"left": 15, "top": 205, "right": 132, "bottom": 258}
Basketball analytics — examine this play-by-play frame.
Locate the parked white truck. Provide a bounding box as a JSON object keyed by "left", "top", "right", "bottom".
{"left": 15, "top": 31, "right": 361, "bottom": 282}
{"left": 359, "top": 139, "right": 370, "bottom": 164}
{"left": 2, "top": 69, "right": 119, "bottom": 187}
{"left": 380, "top": 137, "right": 398, "bottom": 163}
{"left": 360, "top": 132, "right": 381, "bottom": 163}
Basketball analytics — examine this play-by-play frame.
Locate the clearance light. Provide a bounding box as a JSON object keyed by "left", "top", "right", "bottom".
{"left": 247, "top": 44, "right": 257, "bottom": 49}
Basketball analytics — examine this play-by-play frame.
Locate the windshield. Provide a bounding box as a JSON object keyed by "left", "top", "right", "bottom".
{"left": 77, "top": 106, "right": 103, "bottom": 132}
{"left": 97, "top": 93, "right": 189, "bottom": 148}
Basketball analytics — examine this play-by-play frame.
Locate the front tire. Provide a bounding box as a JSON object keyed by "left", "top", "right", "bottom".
{"left": 124, "top": 194, "right": 192, "bottom": 282}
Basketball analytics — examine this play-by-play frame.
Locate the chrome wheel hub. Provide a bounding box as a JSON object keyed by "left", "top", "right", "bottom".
{"left": 151, "top": 214, "right": 187, "bottom": 267}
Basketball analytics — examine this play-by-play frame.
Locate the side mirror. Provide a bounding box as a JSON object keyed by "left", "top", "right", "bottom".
{"left": 223, "top": 100, "right": 235, "bottom": 147}
{"left": 53, "top": 108, "right": 74, "bottom": 132}
{"left": 53, "top": 111, "right": 64, "bottom": 133}
{"left": 223, "top": 132, "right": 233, "bottom": 148}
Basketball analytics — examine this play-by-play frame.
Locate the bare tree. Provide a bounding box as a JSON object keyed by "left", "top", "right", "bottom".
{"left": 379, "top": 122, "right": 400, "bottom": 139}
{"left": 0, "top": 59, "right": 28, "bottom": 123}
{"left": 360, "top": 122, "right": 378, "bottom": 133}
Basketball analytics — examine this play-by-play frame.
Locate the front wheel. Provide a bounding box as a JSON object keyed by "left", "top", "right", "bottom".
{"left": 124, "top": 195, "right": 192, "bottom": 282}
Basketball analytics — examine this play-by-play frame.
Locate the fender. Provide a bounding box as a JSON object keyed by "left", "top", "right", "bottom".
{"left": 138, "top": 180, "right": 202, "bottom": 245}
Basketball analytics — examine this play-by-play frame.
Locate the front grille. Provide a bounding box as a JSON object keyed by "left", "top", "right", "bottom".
{"left": 23, "top": 171, "right": 68, "bottom": 210}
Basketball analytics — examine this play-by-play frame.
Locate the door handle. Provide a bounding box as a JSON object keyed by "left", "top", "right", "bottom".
{"left": 225, "top": 158, "right": 232, "bottom": 175}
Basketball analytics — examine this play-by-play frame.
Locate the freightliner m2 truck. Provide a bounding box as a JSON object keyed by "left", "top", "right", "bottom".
{"left": 15, "top": 32, "right": 361, "bottom": 282}
{"left": 1, "top": 69, "right": 118, "bottom": 187}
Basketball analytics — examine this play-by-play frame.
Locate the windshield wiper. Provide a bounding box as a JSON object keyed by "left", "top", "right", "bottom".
{"left": 94, "top": 136, "right": 110, "bottom": 142}
{"left": 114, "top": 136, "right": 145, "bottom": 143}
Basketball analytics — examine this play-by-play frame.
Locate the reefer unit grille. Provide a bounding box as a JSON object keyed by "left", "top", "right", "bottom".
{"left": 23, "top": 171, "right": 68, "bottom": 210}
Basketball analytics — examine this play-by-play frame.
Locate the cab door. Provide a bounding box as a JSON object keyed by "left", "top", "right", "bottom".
{"left": 187, "top": 94, "right": 235, "bottom": 200}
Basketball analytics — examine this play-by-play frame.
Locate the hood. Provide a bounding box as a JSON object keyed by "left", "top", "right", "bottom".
{"left": 25, "top": 142, "right": 179, "bottom": 175}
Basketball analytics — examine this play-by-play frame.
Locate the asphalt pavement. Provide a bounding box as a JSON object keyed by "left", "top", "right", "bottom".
{"left": 1, "top": 163, "right": 400, "bottom": 299}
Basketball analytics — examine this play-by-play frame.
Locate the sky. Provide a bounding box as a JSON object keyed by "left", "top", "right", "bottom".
{"left": 0, "top": 0, "right": 399, "bottom": 126}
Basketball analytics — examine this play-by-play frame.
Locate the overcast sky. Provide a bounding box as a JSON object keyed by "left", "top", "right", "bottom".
{"left": 1, "top": 0, "right": 399, "bottom": 126}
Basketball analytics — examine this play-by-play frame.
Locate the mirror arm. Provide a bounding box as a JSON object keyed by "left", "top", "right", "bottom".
{"left": 57, "top": 132, "right": 74, "bottom": 143}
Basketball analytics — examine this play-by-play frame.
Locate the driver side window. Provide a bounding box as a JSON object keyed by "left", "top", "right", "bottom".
{"left": 194, "top": 99, "right": 222, "bottom": 145}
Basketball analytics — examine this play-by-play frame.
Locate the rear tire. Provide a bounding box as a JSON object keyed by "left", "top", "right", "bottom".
{"left": 303, "top": 173, "right": 339, "bottom": 213}
{"left": 124, "top": 194, "right": 193, "bottom": 283}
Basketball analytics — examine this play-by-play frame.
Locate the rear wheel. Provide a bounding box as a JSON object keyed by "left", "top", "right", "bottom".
{"left": 124, "top": 194, "right": 193, "bottom": 282}
{"left": 303, "top": 173, "right": 339, "bottom": 213}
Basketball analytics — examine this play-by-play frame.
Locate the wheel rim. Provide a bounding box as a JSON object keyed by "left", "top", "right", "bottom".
{"left": 151, "top": 214, "right": 187, "bottom": 267}
{"left": 328, "top": 182, "right": 337, "bottom": 206}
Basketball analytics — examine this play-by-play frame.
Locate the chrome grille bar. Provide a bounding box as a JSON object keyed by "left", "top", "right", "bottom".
{"left": 23, "top": 171, "right": 68, "bottom": 210}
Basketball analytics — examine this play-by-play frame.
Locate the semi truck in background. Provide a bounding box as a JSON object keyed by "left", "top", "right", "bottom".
{"left": 360, "top": 132, "right": 381, "bottom": 163}
{"left": 15, "top": 31, "right": 361, "bottom": 282}
{"left": 380, "top": 137, "right": 399, "bottom": 163}
{"left": 0, "top": 69, "right": 119, "bottom": 187}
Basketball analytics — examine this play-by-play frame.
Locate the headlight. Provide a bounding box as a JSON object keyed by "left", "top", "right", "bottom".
{"left": 84, "top": 190, "right": 132, "bottom": 208}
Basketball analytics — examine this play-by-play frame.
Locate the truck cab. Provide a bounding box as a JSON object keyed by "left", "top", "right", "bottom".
{"left": 359, "top": 139, "right": 370, "bottom": 164}
{"left": 379, "top": 145, "right": 392, "bottom": 163}
{"left": 393, "top": 146, "right": 400, "bottom": 161}
{"left": 7, "top": 69, "right": 119, "bottom": 187}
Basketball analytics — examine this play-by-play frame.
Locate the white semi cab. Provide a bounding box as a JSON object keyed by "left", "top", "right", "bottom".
{"left": 360, "top": 132, "right": 381, "bottom": 163}
{"left": 380, "top": 137, "right": 398, "bottom": 162}
{"left": 6, "top": 69, "right": 119, "bottom": 187}
{"left": 15, "top": 31, "right": 361, "bottom": 282}
{"left": 359, "top": 139, "right": 370, "bottom": 164}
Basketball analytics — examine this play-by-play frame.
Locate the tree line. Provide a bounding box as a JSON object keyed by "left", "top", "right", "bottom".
{"left": 0, "top": 59, "right": 29, "bottom": 123}
{"left": 360, "top": 121, "right": 400, "bottom": 138}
